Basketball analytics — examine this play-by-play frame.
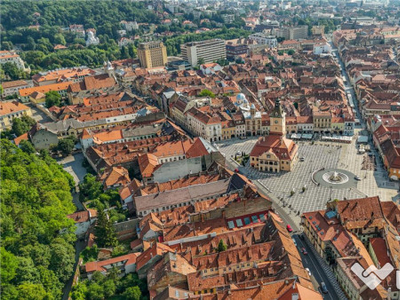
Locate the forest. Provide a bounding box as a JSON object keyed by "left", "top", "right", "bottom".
{"left": 1, "top": 0, "right": 249, "bottom": 75}
{"left": 1, "top": 140, "right": 77, "bottom": 299}
{"left": 1, "top": 0, "right": 159, "bottom": 43}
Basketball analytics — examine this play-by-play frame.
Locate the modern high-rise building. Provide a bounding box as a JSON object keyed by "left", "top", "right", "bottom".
{"left": 180, "top": 39, "right": 226, "bottom": 67}
{"left": 137, "top": 41, "right": 167, "bottom": 68}
{"left": 272, "top": 25, "right": 309, "bottom": 40}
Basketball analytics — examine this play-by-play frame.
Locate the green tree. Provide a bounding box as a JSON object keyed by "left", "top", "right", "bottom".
{"left": 1, "top": 62, "right": 24, "bottom": 80}
{"left": 49, "top": 240, "right": 75, "bottom": 283}
{"left": 17, "top": 283, "right": 47, "bottom": 300}
{"left": 103, "top": 279, "right": 117, "bottom": 298}
{"left": 19, "top": 140, "right": 36, "bottom": 154}
{"left": 54, "top": 33, "right": 67, "bottom": 45}
{"left": 80, "top": 245, "right": 99, "bottom": 263}
{"left": 94, "top": 210, "right": 118, "bottom": 248}
{"left": 122, "top": 286, "right": 142, "bottom": 300}
{"left": 79, "top": 173, "right": 102, "bottom": 202}
{"left": 11, "top": 115, "right": 36, "bottom": 137}
{"left": 86, "top": 282, "right": 104, "bottom": 300}
{"left": 0, "top": 247, "right": 18, "bottom": 285}
{"left": 14, "top": 257, "right": 40, "bottom": 284}
{"left": 1, "top": 41, "right": 13, "bottom": 50}
{"left": 45, "top": 90, "right": 61, "bottom": 108}
{"left": 217, "top": 239, "right": 227, "bottom": 252}
{"left": 21, "top": 114, "right": 36, "bottom": 127}
{"left": 198, "top": 89, "right": 216, "bottom": 98}
{"left": 197, "top": 57, "right": 205, "bottom": 65}
{"left": 57, "top": 135, "right": 76, "bottom": 156}
{"left": 37, "top": 266, "right": 63, "bottom": 298}
{"left": 0, "top": 140, "right": 76, "bottom": 298}
{"left": 287, "top": 49, "right": 295, "bottom": 55}
{"left": 71, "top": 282, "right": 88, "bottom": 300}
{"left": 11, "top": 118, "right": 25, "bottom": 137}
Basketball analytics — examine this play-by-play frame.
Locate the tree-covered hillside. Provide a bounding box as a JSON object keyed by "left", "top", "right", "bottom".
{"left": 1, "top": 140, "right": 77, "bottom": 299}
{"left": 1, "top": 0, "right": 158, "bottom": 42}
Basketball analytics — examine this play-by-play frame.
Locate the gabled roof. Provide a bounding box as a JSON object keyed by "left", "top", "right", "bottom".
{"left": 136, "top": 242, "right": 174, "bottom": 271}
{"left": 0, "top": 101, "right": 30, "bottom": 116}
{"left": 19, "top": 82, "right": 71, "bottom": 97}
{"left": 101, "top": 166, "right": 130, "bottom": 188}
{"left": 138, "top": 153, "right": 159, "bottom": 178}
{"left": 250, "top": 135, "right": 298, "bottom": 161}
{"left": 85, "top": 253, "right": 139, "bottom": 273}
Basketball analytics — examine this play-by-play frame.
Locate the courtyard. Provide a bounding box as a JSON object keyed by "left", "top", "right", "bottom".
{"left": 217, "top": 136, "right": 400, "bottom": 225}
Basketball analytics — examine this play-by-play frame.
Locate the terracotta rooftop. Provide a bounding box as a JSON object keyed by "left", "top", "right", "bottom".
{"left": 85, "top": 253, "right": 139, "bottom": 273}
{"left": 19, "top": 82, "right": 71, "bottom": 97}
{"left": 250, "top": 135, "right": 298, "bottom": 161}
{"left": 0, "top": 101, "right": 30, "bottom": 116}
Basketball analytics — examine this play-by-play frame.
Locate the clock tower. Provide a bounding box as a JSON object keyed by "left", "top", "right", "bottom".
{"left": 269, "top": 98, "right": 286, "bottom": 135}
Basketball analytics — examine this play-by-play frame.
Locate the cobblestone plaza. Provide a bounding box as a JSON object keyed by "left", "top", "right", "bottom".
{"left": 217, "top": 136, "right": 400, "bottom": 224}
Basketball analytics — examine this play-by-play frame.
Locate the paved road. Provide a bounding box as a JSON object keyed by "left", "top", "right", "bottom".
{"left": 59, "top": 153, "right": 89, "bottom": 299}
{"left": 26, "top": 103, "right": 53, "bottom": 124}
{"left": 57, "top": 153, "right": 86, "bottom": 186}
{"left": 62, "top": 238, "right": 87, "bottom": 300}
{"left": 293, "top": 234, "right": 345, "bottom": 300}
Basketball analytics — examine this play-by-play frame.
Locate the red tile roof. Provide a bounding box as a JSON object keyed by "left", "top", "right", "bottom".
{"left": 13, "top": 133, "right": 29, "bottom": 146}
{"left": 19, "top": 82, "right": 71, "bottom": 97}
{"left": 85, "top": 253, "right": 139, "bottom": 273}
{"left": 370, "top": 237, "right": 391, "bottom": 267}
{"left": 250, "top": 135, "right": 298, "bottom": 160}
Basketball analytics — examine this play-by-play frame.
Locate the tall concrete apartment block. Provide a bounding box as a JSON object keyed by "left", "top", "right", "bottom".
{"left": 273, "top": 25, "right": 309, "bottom": 40}
{"left": 180, "top": 39, "right": 226, "bottom": 67}
{"left": 138, "top": 41, "right": 167, "bottom": 68}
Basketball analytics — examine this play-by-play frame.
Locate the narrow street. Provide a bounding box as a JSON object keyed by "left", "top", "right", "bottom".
{"left": 329, "top": 40, "right": 364, "bottom": 128}
{"left": 58, "top": 153, "right": 89, "bottom": 299}
{"left": 293, "top": 234, "right": 344, "bottom": 300}
{"left": 255, "top": 181, "right": 347, "bottom": 300}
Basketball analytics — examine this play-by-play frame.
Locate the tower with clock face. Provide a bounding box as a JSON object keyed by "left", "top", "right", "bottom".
{"left": 269, "top": 98, "right": 286, "bottom": 135}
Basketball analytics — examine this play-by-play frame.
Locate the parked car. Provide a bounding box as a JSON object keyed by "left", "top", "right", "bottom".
{"left": 292, "top": 238, "right": 297, "bottom": 247}
{"left": 301, "top": 247, "right": 308, "bottom": 255}
{"left": 305, "top": 268, "right": 311, "bottom": 276}
{"left": 300, "top": 157, "right": 305, "bottom": 162}
{"left": 320, "top": 282, "right": 328, "bottom": 294}
{"left": 354, "top": 176, "right": 361, "bottom": 181}
{"left": 286, "top": 224, "right": 293, "bottom": 232}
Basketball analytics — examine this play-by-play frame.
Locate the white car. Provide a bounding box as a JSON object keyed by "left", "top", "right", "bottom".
{"left": 305, "top": 268, "right": 311, "bottom": 276}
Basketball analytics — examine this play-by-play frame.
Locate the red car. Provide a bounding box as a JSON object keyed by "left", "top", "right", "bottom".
{"left": 301, "top": 247, "right": 308, "bottom": 255}
{"left": 286, "top": 224, "right": 293, "bottom": 232}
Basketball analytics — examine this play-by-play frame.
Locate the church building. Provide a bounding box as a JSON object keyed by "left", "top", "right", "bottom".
{"left": 249, "top": 99, "right": 298, "bottom": 172}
